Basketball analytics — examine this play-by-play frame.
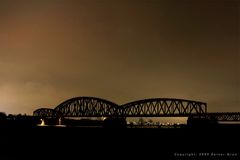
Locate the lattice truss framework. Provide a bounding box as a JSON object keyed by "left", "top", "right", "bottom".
{"left": 54, "top": 97, "right": 120, "bottom": 117}
{"left": 121, "top": 98, "right": 207, "bottom": 117}
{"left": 33, "top": 108, "right": 58, "bottom": 117}
{"left": 206, "top": 112, "right": 240, "bottom": 121}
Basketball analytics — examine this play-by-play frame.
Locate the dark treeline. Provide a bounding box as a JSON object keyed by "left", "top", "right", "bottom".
{"left": 0, "top": 112, "right": 39, "bottom": 127}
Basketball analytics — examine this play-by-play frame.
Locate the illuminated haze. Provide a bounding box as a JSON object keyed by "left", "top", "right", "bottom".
{"left": 0, "top": 0, "right": 239, "bottom": 115}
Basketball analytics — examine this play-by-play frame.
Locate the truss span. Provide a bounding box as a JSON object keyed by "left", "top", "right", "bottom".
{"left": 121, "top": 98, "right": 207, "bottom": 117}
{"left": 206, "top": 112, "right": 240, "bottom": 121}
{"left": 54, "top": 97, "right": 120, "bottom": 117}
{"left": 33, "top": 108, "right": 58, "bottom": 117}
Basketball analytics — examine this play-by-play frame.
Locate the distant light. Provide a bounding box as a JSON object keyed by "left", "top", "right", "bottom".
{"left": 102, "top": 117, "right": 106, "bottom": 121}
{"left": 40, "top": 119, "right": 45, "bottom": 126}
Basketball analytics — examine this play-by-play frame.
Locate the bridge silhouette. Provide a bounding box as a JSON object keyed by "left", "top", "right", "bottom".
{"left": 33, "top": 96, "right": 240, "bottom": 123}
{"left": 33, "top": 97, "right": 206, "bottom": 117}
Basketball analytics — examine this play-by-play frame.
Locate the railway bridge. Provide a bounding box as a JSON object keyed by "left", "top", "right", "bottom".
{"left": 33, "top": 97, "right": 240, "bottom": 126}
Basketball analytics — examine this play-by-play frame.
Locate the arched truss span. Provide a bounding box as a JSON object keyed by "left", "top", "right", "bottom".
{"left": 53, "top": 97, "right": 120, "bottom": 117}
{"left": 121, "top": 98, "right": 207, "bottom": 117}
{"left": 33, "top": 108, "right": 58, "bottom": 117}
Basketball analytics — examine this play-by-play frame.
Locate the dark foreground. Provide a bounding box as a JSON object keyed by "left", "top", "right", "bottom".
{"left": 1, "top": 124, "right": 240, "bottom": 159}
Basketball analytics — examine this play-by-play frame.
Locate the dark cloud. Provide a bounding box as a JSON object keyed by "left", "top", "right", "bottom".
{"left": 0, "top": 0, "right": 239, "bottom": 114}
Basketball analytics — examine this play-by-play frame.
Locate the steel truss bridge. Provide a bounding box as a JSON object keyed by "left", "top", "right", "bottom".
{"left": 33, "top": 96, "right": 240, "bottom": 122}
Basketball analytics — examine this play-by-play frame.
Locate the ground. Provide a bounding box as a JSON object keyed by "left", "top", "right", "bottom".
{"left": 0, "top": 125, "right": 240, "bottom": 159}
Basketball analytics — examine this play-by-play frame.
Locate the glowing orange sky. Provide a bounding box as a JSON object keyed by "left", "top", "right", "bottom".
{"left": 0, "top": 0, "right": 239, "bottom": 114}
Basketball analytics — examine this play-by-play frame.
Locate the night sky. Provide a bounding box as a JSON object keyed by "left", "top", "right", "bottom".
{"left": 0, "top": 0, "right": 239, "bottom": 115}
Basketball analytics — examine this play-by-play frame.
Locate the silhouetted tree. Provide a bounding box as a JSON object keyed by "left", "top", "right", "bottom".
{"left": 0, "top": 112, "right": 7, "bottom": 126}
{"left": 0, "top": 112, "right": 6, "bottom": 119}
